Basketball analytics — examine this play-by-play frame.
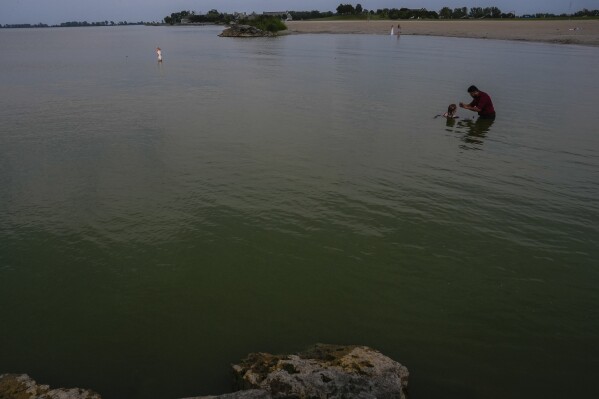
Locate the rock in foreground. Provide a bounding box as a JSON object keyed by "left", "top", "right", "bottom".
{"left": 225, "top": 344, "right": 409, "bottom": 399}
{"left": 0, "top": 374, "right": 102, "bottom": 399}
{"left": 184, "top": 390, "right": 271, "bottom": 399}
{"left": 219, "top": 24, "right": 275, "bottom": 37}
{"left": 2, "top": 345, "right": 409, "bottom": 399}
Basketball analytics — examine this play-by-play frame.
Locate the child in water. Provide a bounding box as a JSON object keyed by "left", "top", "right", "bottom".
{"left": 443, "top": 104, "right": 458, "bottom": 119}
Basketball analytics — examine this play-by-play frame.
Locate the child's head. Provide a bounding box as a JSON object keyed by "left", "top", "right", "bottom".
{"left": 447, "top": 104, "right": 457, "bottom": 115}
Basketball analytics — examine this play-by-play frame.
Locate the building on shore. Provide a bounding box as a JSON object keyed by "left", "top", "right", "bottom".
{"left": 263, "top": 11, "right": 292, "bottom": 21}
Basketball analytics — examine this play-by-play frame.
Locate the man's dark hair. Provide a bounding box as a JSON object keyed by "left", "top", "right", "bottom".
{"left": 467, "top": 85, "right": 479, "bottom": 93}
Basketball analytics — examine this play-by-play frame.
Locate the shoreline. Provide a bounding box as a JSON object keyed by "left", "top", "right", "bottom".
{"left": 284, "top": 20, "right": 599, "bottom": 47}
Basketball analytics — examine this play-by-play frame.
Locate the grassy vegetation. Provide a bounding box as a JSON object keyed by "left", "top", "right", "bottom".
{"left": 243, "top": 15, "right": 288, "bottom": 32}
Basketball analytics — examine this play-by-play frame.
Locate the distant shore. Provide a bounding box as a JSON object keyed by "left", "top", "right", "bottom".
{"left": 285, "top": 20, "right": 599, "bottom": 46}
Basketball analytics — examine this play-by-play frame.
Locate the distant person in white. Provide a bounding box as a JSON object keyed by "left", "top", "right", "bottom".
{"left": 390, "top": 25, "right": 394, "bottom": 35}
{"left": 156, "top": 47, "right": 162, "bottom": 62}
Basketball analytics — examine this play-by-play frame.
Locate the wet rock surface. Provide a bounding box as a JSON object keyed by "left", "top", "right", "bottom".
{"left": 227, "top": 344, "right": 409, "bottom": 399}
{"left": 0, "top": 374, "right": 102, "bottom": 399}
{"left": 183, "top": 389, "right": 271, "bottom": 399}
{"left": 2, "top": 345, "right": 409, "bottom": 399}
{"left": 218, "top": 25, "right": 275, "bottom": 37}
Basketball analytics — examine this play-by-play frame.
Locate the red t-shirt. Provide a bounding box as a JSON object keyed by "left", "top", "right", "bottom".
{"left": 470, "top": 91, "right": 495, "bottom": 116}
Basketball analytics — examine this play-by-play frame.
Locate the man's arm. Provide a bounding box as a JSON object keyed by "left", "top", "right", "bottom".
{"left": 459, "top": 102, "right": 481, "bottom": 112}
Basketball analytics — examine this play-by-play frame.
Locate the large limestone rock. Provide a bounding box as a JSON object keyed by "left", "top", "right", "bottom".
{"left": 230, "top": 344, "right": 409, "bottom": 399}
{"left": 0, "top": 374, "right": 102, "bottom": 399}
{"left": 2, "top": 345, "right": 409, "bottom": 399}
{"left": 183, "top": 389, "right": 271, "bottom": 399}
{"left": 219, "top": 24, "right": 275, "bottom": 37}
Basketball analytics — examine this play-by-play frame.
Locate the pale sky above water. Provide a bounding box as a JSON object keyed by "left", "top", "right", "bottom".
{"left": 1, "top": 1, "right": 597, "bottom": 25}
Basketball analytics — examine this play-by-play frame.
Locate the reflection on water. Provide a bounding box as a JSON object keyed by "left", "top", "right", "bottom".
{"left": 447, "top": 117, "right": 495, "bottom": 150}
{"left": 1, "top": 27, "right": 599, "bottom": 399}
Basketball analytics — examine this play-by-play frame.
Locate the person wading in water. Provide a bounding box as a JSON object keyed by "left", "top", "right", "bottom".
{"left": 459, "top": 85, "right": 495, "bottom": 119}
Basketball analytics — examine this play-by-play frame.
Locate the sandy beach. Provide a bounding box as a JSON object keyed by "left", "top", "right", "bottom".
{"left": 285, "top": 19, "right": 599, "bottom": 47}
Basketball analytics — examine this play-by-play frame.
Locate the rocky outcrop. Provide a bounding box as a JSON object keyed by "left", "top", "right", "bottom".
{"left": 0, "top": 374, "right": 102, "bottom": 399}
{"left": 183, "top": 389, "right": 271, "bottom": 399}
{"left": 219, "top": 25, "right": 276, "bottom": 37}
{"left": 2, "top": 345, "right": 409, "bottom": 399}
{"left": 190, "top": 344, "right": 409, "bottom": 399}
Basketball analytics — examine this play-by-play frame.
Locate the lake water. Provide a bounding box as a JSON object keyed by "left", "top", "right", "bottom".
{"left": 1, "top": 25, "right": 598, "bottom": 399}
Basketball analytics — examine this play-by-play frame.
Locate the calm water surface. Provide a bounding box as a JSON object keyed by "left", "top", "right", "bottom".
{"left": 1, "top": 26, "right": 598, "bottom": 399}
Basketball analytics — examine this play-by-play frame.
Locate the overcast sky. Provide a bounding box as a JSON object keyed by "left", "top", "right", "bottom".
{"left": 1, "top": 1, "right": 597, "bottom": 25}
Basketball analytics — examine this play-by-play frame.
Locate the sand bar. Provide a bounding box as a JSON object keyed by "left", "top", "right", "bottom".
{"left": 285, "top": 20, "right": 599, "bottom": 47}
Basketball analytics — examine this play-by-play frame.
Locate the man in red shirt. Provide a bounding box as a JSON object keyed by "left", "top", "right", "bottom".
{"left": 459, "top": 85, "right": 496, "bottom": 119}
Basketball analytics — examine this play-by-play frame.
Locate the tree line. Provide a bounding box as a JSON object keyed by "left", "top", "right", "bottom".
{"left": 163, "top": 10, "right": 290, "bottom": 25}
{"left": 58, "top": 21, "right": 144, "bottom": 27}
{"left": 1, "top": 21, "right": 148, "bottom": 29}
{"left": 3, "top": 5, "right": 597, "bottom": 29}
{"left": 163, "top": 10, "right": 233, "bottom": 25}
{"left": 336, "top": 4, "right": 509, "bottom": 19}
{"left": 163, "top": 10, "right": 286, "bottom": 32}
{"left": 334, "top": 3, "right": 598, "bottom": 19}
{"left": 163, "top": 6, "right": 599, "bottom": 25}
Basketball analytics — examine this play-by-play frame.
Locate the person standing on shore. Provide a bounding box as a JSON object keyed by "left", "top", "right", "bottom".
{"left": 459, "top": 85, "right": 495, "bottom": 119}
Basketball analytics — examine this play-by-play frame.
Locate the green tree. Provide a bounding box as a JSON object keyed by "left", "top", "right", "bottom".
{"left": 388, "top": 8, "right": 400, "bottom": 19}
{"left": 289, "top": 10, "right": 333, "bottom": 20}
{"left": 206, "top": 9, "right": 221, "bottom": 22}
{"left": 469, "top": 7, "right": 484, "bottom": 18}
{"left": 164, "top": 10, "right": 191, "bottom": 24}
{"left": 488, "top": 7, "right": 502, "bottom": 18}
{"left": 439, "top": 7, "right": 452, "bottom": 19}
{"left": 574, "top": 8, "right": 599, "bottom": 16}
{"left": 452, "top": 7, "right": 468, "bottom": 18}
{"left": 356, "top": 4, "right": 363, "bottom": 14}
{"left": 336, "top": 4, "right": 355, "bottom": 15}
